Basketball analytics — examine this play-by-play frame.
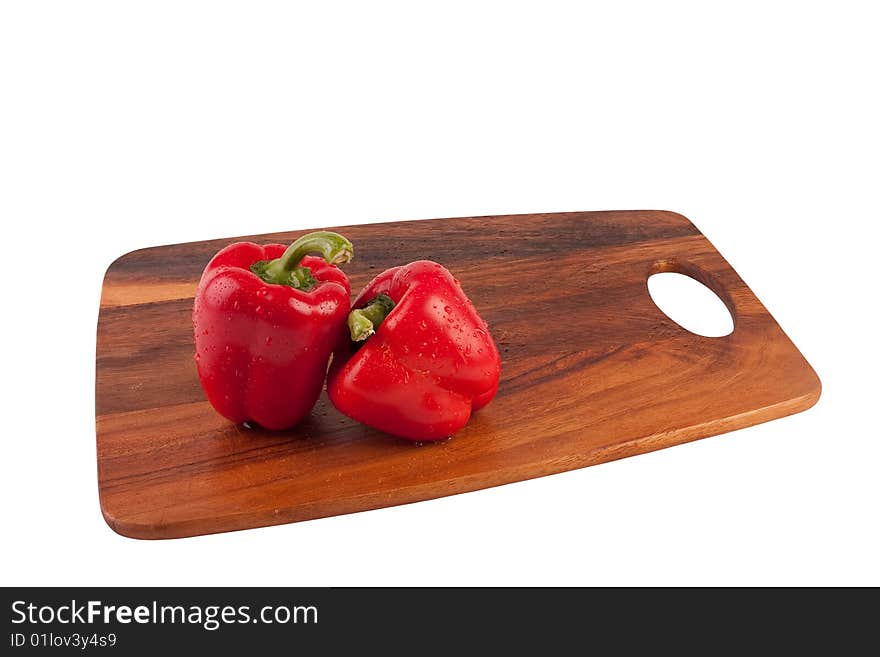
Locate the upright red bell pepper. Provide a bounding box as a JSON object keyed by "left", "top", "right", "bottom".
{"left": 328, "top": 260, "right": 501, "bottom": 441}
{"left": 193, "top": 231, "right": 352, "bottom": 430}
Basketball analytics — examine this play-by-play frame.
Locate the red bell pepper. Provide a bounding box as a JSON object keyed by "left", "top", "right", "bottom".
{"left": 193, "top": 231, "right": 353, "bottom": 430}
{"left": 327, "top": 260, "right": 501, "bottom": 441}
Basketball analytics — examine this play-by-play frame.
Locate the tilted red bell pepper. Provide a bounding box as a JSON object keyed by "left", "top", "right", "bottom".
{"left": 193, "top": 231, "right": 353, "bottom": 430}
{"left": 327, "top": 260, "right": 501, "bottom": 441}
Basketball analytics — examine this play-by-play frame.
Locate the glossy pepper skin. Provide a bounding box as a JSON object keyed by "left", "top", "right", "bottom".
{"left": 193, "top": 232, "right": 352, "bottom": 430}
{"left": 328, "top": 260, "right": 501, "bottom": 441}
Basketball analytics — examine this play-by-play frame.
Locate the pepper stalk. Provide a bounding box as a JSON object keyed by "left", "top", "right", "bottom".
{"left": 251, "top": 231, "right": 353, "bottom": 290}
{"left": 348, "top": 294, "right": 395, "bottom": 341}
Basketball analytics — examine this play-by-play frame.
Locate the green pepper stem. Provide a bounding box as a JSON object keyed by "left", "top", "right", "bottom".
{"left": 253, "top": 231, "right": 353, "bottom": 289}
{"left": 348, "top": 294, "right": 395, "bottom": 341}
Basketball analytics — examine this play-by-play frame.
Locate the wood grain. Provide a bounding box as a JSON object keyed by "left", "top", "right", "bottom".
{"left": 96, "top": 210, "right": 820, "bottom": 539}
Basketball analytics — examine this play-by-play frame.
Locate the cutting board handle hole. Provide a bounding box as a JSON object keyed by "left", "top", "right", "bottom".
{"left": 647, "top": 267, "right": 734, "bottom": 337}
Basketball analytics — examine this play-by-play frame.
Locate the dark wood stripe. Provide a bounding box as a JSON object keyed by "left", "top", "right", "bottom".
{"left": 103, "top": 211, "right": 699, "bottom": 284}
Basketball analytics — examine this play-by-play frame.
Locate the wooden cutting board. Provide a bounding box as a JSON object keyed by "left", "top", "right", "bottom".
{"left": 96, "top": 210, "right": 820, "bottom": 539}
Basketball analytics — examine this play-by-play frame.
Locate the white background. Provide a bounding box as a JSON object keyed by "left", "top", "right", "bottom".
{"left": 1, "top": 2, "right": 877, "bottom": 586}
